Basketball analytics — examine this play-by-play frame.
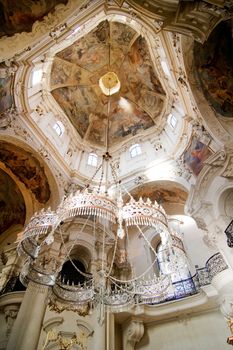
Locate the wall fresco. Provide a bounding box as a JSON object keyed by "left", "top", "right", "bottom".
{"left": 183, "top": 137, "right": 212, "bottom": 176}
{"left": 0, "top": 141, "right": 50, "bottom": 203}
{"left": 0, "top": 169, "right": 26, "bottom": 235}
{"left": 0, "top": 0, "right": 68, "bottom": 37}
{"left": 0, "top": 72, "right": 13, "bottom": 112}
{"left": 129, "top": 182, "right": 188, "bottom": 206}
{"left": 51, "top": 20, "right": 166, "bottom": 148}
{"left": 194, "top": 20, "right": 233, "bottom": 118}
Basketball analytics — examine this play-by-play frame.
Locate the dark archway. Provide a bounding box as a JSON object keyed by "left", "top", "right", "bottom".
{"left": 61, "top": 259, "right": 87, "bottom": 285}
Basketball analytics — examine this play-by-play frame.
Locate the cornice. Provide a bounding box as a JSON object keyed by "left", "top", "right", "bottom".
{"left": 0, "top": 0, "right": 91, "bottom": 62}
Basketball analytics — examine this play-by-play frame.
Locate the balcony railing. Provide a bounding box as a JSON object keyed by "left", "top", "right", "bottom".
{"left": 152, "top": 252, "right": 228, "bottom": 304}
{"left": 0, "top": 253, "right": 229, "bottom": 305}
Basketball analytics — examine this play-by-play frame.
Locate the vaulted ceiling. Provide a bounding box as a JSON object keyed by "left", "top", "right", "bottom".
{"left": 50, "top": 20, "right": 166, "bottom": 148}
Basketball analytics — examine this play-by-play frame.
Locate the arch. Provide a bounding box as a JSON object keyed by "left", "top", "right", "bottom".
{"left": 181, "top": 32, "right": 233, "bottom": 149}
{"left": 217, "top": 187, "right": 233, "bottom": 220}
{"left": 127, "top": 180, "right": 188, "bottom": 215}
{"left": 0, "top": 136, "right": 60, "bottom": 212}
{"left": 0, "top": 169, "right": 26, "bottom": 237}
{"left": 68, "top": 245, "right": 92, "bottom": 272}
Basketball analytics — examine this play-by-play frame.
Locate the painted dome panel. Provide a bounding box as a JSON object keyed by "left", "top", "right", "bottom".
{"left": 50, "top": 20, "right": 166, "bottom": 148}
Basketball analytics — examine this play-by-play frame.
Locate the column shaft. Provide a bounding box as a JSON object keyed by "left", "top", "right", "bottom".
{"left": 6, "top": 282, "right": 48, "bottom": 350}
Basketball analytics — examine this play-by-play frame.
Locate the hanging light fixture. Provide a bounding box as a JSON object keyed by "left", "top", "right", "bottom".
{"left": 17, "top": 22, "right": 178, "bottom": 321}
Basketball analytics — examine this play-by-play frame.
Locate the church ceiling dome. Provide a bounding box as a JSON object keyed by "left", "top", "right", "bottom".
{"left": 50, "top": 20, "right": 166, "bottom": 148}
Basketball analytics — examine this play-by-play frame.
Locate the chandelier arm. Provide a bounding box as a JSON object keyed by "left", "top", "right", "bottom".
{"left": 61, "top": 216, "right": 89, "bottom": 258}
{"left": 125, "top": 223, "right": 135, "bottom": 278}
{"left": 121, "top": 182, "right": 135, "bottom": 201}
{"left": 136, "top": 224, "right": 157, "bottom": 258}
{"left": 109, "top": 162, "right": 119, "bottom": 187}
{"left": 106, "top": 97, "right": 111, "bottom": 154}
{"left": 106, "top": 35, "right": 111, "bottom": 153}
{"left": 101, "top": 218, "right": 107, "bottom": 273}
{"left": 92, "top": 213, "right": 97, "bottom": 268}
{"left": 107, "top": 251, "right": 159, "bottom": 284}
{"left": 107, "top": 224, "right": 159, "bottom": 283}
{"left": 57, "top": 219, "right": 93, "bottom": 280}
{"left": 84, "top": 162, "right": 103, "bottom": 190}
{"left": 105, "top": 225, "right": 119, "bottom": 277}
{"left": 97, "top": 164, "right": 105, "bottom": 194}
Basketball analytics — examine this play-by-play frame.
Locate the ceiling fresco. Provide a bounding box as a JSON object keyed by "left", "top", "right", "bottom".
{"left": 0, "top": 142, "right": 50, "bottom": 203}
{"left": 128, "top": 182, "right": 188, "bottom": 214}
{"left": 0, "top": 0, "right": 68, "bottom": 38}
{"left": 0, "top": 169, "right": 26, "bottom": 235}
{"left": 194, "top": 20, "right": 233, "bottom": 118}
{"left": 50, "top": 20, "right": 166, "bottom": 148}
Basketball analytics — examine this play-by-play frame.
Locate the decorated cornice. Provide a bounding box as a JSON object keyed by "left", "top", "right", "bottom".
{"left": 0, "top": 0, "right": 91, "bottom": 62}
{"left": 126, "top": 0, "right": 233, "bottom": 43}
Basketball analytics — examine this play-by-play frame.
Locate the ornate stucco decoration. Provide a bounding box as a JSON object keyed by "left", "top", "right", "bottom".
{"left": 0, "top": 0, "right": 89, "bottom": 62}
{"left": 126, "top": 0, "right": 233, "bottom": 43}
{"left": 123, "top": 318, "right": 144, "bottom": 350}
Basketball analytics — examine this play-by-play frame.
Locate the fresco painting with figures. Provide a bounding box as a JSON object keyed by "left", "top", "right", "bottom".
{"left": 183, "top": 137, "right": 212, "bottom": 176}
{"left": 51, "top": 20, "right": 166, "bottom": 148}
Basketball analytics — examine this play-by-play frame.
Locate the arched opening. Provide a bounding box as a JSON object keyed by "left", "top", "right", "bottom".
{"left": 61, "top": 259, "right": 87, "bottom": 286}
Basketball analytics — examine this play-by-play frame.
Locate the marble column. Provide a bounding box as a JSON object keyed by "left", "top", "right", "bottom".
{"left": 6, "top": 281, "right": 49, "bottom": 350}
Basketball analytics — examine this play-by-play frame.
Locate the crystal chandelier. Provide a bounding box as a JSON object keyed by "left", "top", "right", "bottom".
{"left": 17, "top": 37, "right": 181, "bottom": 322}
{"left": 17, "top": 164, "right": 174, "bottom": 317}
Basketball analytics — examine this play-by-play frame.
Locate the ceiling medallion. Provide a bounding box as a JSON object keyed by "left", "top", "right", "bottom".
{"left": 99, "top": 71, "right": 121, "bottom": 96}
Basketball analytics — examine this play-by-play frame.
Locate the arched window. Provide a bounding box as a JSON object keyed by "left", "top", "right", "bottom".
{"left": 87, "top": 152, "right": 98, "bottom": 167}
{"left": 129, "top": 144, "right": 142, "bottom": 158}
{"left": 167, "top": 113, "right": 177, "bottom": 129}
{"left": 32, "top": 69, "right": 42, "bottom": 86}
{"left": 53, "top": 121, "right": 65, "bottom": 136}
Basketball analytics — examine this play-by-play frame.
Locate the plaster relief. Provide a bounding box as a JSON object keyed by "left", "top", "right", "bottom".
{"left": 0, "top": 141, "right": 50, "bottom": 203}
{"left": 0, "top": 0, "right": 68, "bottom": 37}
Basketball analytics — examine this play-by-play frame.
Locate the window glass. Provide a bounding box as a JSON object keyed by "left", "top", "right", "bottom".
{"left": 87, "top": 153, "right": 98, "bottom": 167}
{"left": 130, "top": 144, "right": 142, "bottom": 158}
{"left": 53, "top": 121, "right": 65, "bottom": 136}
{"left": 168, "top": 113, "right": 177, "bottom": 128}
{"left": 32, "top": 69, "right": 42, "bottom": 86}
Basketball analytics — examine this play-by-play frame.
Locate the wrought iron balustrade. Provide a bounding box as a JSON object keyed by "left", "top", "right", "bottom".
{"left": 206, "top": 252, "right": 228, "bottom": 280}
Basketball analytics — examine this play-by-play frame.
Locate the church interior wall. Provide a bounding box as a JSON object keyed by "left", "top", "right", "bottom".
{"left": 0, "top": 1, "right": 233, "bottom": 349}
